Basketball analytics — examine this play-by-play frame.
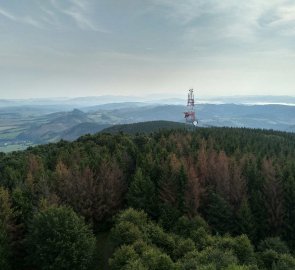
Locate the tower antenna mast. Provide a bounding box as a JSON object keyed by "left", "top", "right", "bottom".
{"left": 184, "top": 89, "right": 198, "bottom": 126}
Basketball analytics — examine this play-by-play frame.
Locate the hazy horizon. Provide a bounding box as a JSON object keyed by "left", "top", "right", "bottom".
{"left": 1, "top": 1, "right": 295, "bottom": 99}
{"left": 1, "top": 93, "right": 295, "bottom": 101}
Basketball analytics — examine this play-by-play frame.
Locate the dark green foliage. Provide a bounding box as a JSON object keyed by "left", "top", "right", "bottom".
{"left": 102, "top": 120, "right": 186, "bottom": 135}
{"left": 282, "top": 173, "right": 295, "bottom": 250}
{"left": 110, "top": 208, "right": 267, "bottom": 270}
{"left": 159, "top": 203, "right": 181, "bottom": 230}
{"left": 173, "top": 215, "right": 210, "bottom": 238}
{"left": 176, "top": 165, "right": 188, "bottom": 212}
{"left": 197, "top": 247, "right": 238, "bottom": 269}
{"left": 111, "top": 221, "right": 144, "bottom": 247}
{"left": 110, "top": 209, "right": 182, "bottom": 269}
{"left": 0, "top": 127, "right": 295, "bottom": 269}
{"left": 274, "top": 254, "right": 295, "bottom": 270}
{"left": 109, "top": 242, "right": 176, "bottom": 270}
{"left": 0, "top": 224, "right": 10, "bottom": 270}
{"left": 114, "top": 208, "right": 149, "bottom": 230}
{"left": 214, "top": 235, "right": 256, "bottom": 265}
{"left": 172, "top": 236, "right": 196, "bottom": 260}
{"left": 258, "top": 249, "right": 279, "bottom": 269}
{"left": 26, "top": 206, "right": 96, "bottom": 270}
{"left": 258, "top": 237, "right": 289, "bottom": 254}
{"left": 139, "top": 245, "right": 175, "bottom": 270}
{"left": 257, "top": 249, "right": 295, "bottom": 269}
{"left": 11, "top": 187, "right": 33, "bottom": 226}
{"left": 236, "top": 199, "right": 255, "bottom": 238}
{"left": 190, "top": 227, "right": 215, "bottom": 251}
{"left": 127, "top": 168, "right": 156, "bottom": 215}
{"left": 233, "top": 235, "right": 256, "bottom": 265}
{"left": 109, "top": 245, "right": 140, "bottom": 270}
{"left": 146, "top": 223, "right": 176, "bottom": 256}
{"left": 205, "top": 192, "right": 235, "bottom": 235}
{"left": 225, "top": 266, "right": 257, "bottom": 270}
{"left": 0, "top": 186, "right": 12, "bottom": 270}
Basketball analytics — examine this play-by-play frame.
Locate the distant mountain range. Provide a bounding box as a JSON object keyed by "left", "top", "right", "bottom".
{"left": 0, "top": 98, "right": 295, "bottom": 152}
{"left": 13, "top": 103, "right": 295, "bottom": 142}
{"left": 1, "top": 95, "right": 295, "bottom": 108}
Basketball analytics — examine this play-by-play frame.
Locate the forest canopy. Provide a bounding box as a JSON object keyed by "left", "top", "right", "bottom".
{"left": 0, "top": 126, "right": 295, "bottom": 269}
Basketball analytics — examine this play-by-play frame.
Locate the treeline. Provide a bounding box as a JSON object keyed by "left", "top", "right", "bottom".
{"left": 0, "top": 127, "right": 295, "bottom": 269}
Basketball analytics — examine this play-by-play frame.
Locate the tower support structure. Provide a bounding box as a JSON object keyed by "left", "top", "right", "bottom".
{"left": 184, "top": 89, "right": 197, "bottom": 126}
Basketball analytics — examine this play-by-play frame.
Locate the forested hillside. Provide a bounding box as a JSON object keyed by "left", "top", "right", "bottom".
{"left": 1, "top": 126, "right": 295, "bottom": 269}
{"left": 101, "top": 120, "right": 185, "bottom": 134}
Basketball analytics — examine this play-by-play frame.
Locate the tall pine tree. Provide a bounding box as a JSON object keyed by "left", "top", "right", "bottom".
{"left": 127, "top": 168, "right": 156, "bottom": 216}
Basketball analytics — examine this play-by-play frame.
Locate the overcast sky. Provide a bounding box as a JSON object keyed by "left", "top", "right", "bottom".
{"left": 0, "top": 0, "right": 295, "bottom": 99}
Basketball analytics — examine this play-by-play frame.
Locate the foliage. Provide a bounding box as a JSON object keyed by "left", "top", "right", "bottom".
{"left": 258, "top": 237, "right": 289, "bottom": 254}
{"left": 0, "top": 224, "right": 10, "bottom": 270}
{"left": 0, "top": 127, "right": 295, "bottom": 269}
{"left": 26, "top": 206, "right": 96, "bottom": 270}
{"left": 127, "top": 168, "right": 157, "bottom": 215}
{"left": 109, "top": 208, "right": 274, "bottom": 270}
{"left": 0, "top": 186, "right": 12, "bottom": 270}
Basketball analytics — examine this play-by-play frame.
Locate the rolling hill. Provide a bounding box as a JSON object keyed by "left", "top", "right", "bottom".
{"left": 101, "top": 120, "right": 186, "bottom": 135}
{"left": 1, "top": 102, "right": 295, "bottom": 152}
{"left": 16, "top": 109, "right": 93, "bottom": 143}
{"left": 62, "top": 122, "right": 111, "bottom": 141}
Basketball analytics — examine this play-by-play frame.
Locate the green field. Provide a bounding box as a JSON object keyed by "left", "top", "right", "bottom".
{"left": 0, "top": 130, "right": 23, "bottom": 140}
{"left": 0, "top": 143, "right": 34, "bottom": 153}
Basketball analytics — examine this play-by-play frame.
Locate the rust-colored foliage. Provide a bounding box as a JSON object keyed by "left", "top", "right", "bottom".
{"left": 197, "top": 142, "right": 246, "bottom": 211}
{"left": 55, "top": 159, "right": 126, "bottom": 224}
{"left": 184, "top": 157, "right": 202, "bottom": 217}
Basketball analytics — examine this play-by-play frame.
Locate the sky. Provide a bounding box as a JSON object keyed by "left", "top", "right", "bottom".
{"left": 0, "top": 0, "right": 295, "bottom": 99}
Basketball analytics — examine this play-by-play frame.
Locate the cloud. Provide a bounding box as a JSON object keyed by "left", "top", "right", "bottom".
{"left": 70, "top": 0, "right": 88, "bottom": 11}
{"left": 62, "top": 9, "right": 103, "bottom": 32}
{"left": 49, "top": 0, "right": 108, "bottom": 32}
{"left": 149, "top": 0, "right": 295, "bottom": 54}
{"left": 266, "top": 3, "right": 295, "bottom": 33}
{"left": 0, "top": 7, "right": 43, "bottom": 28}
{"left": 0, "top": 1, "right": 107, "bottom": 32}
{"left": 0, "top": 8, "right": 15, "bottom": 20}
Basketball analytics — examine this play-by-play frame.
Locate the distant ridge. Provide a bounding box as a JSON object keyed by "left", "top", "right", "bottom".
{"left": 100, "top": 120, "right": 186, "bottom": 135}
{"left": 62, "top": 122, "right": 111, "bottom": 141}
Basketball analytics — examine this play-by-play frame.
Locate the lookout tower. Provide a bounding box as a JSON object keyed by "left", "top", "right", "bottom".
{"left": 184, "top": 89, "right": 198, "bottom": 126}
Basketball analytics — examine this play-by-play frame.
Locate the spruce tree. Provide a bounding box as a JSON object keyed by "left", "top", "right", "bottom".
{"left": 127, "top": 168, "right": 156, "bottom": 215}
{"left": 206, "top": 192, "right": 235, "bottom": 235}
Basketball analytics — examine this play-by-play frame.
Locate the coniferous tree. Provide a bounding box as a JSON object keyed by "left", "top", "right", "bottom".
{"left": 0, "top": 186, "right": 13, "bottom": 270}
{"left": 176, "top": 165, "right": 188, "bottom": 213}
{"left": 127, "top": 168, "right": 156, "bottom": 216}
{"left": 205, "top": 192, "right": 235, "bottom": 235}
{"left": 262, "top": 159, "right": 284, "bottom": 235}
{"left": 0, "top": 224, "right": 10, "bottom": 270}
{"left": 282, "top": 173, "right": 295, "bottom": 249}
{"left": 236, "top": 199, "right": 255, "bottom": 239}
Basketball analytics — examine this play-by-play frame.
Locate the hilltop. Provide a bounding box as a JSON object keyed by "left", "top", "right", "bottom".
{"left": 100, "top": 120, "right": 186, "bottom": 134}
